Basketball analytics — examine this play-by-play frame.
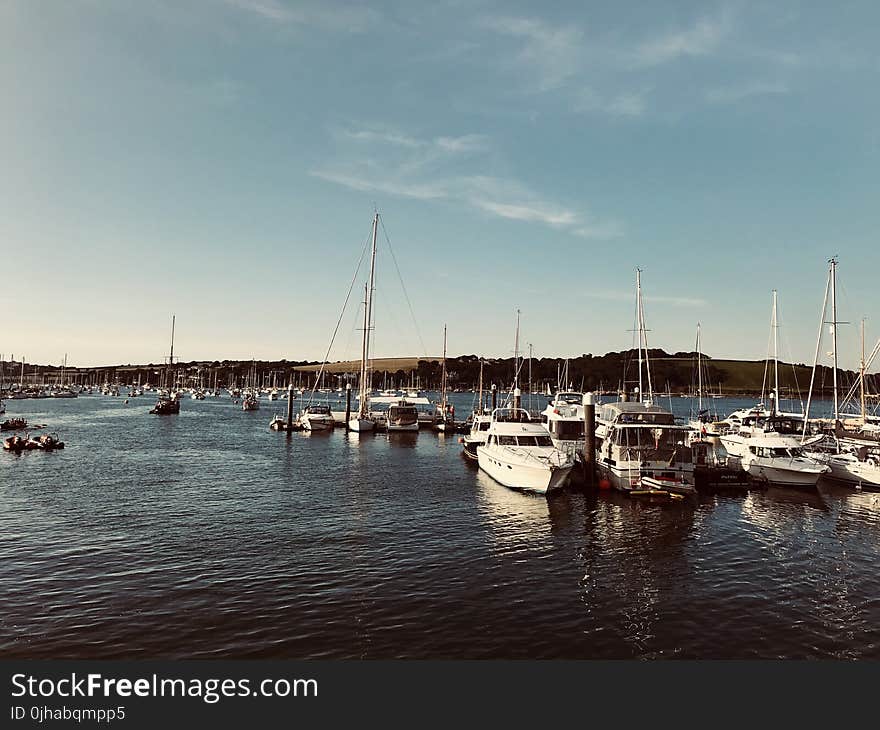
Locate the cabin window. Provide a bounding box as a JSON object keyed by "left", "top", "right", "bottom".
{"left": 479, "top": 422, "right": 490, "bottom": 431}
{"left": 498, "top": 435, "right": 517, "bottom": 446}
{"left": 535, "top": 436, "right": 553, "bottom": 447}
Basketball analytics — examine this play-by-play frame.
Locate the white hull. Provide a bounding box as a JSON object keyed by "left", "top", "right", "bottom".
{"left": 741, "top": 458, "right": 825, "bottom": 488}
{"left": 348, "top": 417, "right": 374, "bottom": 432}
{"left": 813, "top": 453, "right": 880, "bottom": 488}
{"left": 477, "top": 446, "right": 572, "bottom": 494}
{"left": 301, "top": 415, "right": 333, "bottom": 431}
{"left": 597, "top": 460, "right": 694, "bottom": 492}
{"left": 387, "top": 422, "right": 419, "bottom": 432}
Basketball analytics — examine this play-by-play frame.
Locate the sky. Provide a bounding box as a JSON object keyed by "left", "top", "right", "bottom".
{"left": 1, "top": 0, "right": 879, "bottom": 370}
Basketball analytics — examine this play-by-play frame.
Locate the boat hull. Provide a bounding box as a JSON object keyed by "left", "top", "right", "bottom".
{"left": 742, "top": 460, "right": 825, "bottom": 488}
{"left": 477, "top": 446, "right": 572, "bottom": 494}
{"left": 348, "top": 418, "right": 374, "bottom": 432}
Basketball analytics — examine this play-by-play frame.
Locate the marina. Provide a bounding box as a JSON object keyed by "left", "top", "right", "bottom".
{"left": 2, "top": 389, "right": 879, "bottom": 659}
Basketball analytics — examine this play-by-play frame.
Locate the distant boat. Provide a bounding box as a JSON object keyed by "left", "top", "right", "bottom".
{"left": 151, "top": 315, "right": 180, "bottom": 415}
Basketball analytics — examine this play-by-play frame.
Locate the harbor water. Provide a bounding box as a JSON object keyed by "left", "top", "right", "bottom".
{"left": 2, "top": 393, "right": 879, "bottom": 659}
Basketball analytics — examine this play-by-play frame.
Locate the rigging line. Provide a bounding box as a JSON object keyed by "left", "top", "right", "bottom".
{"left": 378, "top": 215, "right": 428, "bottom": 357}
{"left": 306, "top": 226, "right": 373, "bottom": 407}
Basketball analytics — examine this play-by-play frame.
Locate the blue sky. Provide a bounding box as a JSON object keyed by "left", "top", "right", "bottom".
{"left": 1, "top": 0, "right": 879, "bottom": 370}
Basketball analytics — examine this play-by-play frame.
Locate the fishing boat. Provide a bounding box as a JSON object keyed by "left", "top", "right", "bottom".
{"left": 242, "top": 391, "right": 260, "bottom": 411}
{"left": 476, "top": 407, "right": 574, "bottom": 494}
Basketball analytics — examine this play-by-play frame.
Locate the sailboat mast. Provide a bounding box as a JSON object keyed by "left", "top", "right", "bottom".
{"left": 636, "top": 269, "right": 644, "bottom": 401}
{"left": 861, "top": 318, "right": 867, "bottom": 424}
{"left": 772, "top": 290, "right": 779, "bottom": 415}
{"left": 477, "top": 359, "right": 484, "bottom": 413}
{"left": 364, "top": 212, "right": 379, "bottom": 404}
{"left": 513, "top": 309, "right": 520, "bottom": 391}
{"left": 359, "top": 283, "right": 369, "bottom": 417}
{"left": 696, "top": 324, "right": 703, "bottom": 412}
{"left": 830, "top": 257, "right": 840, "bottom": 423}
{"left": 440, "top": 324, "right": 448, "bottom": 414}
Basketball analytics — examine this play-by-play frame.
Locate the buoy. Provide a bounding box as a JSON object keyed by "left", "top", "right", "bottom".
{"left": 598, "top": 478, "right": 611, "bottom": 490}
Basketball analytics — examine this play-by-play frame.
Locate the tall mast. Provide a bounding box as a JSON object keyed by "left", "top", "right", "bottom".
{"left": 168, "top": 314, "right": 176, "bottom": 392}
{"left": 772, "top": 290, "right": 779, "bottom": 415}
{"left": 829, "top": 257, "right": 840, "bottom": 423}
{"left": 477, "top": 358, "right": 484, "bottom": 413}
{"left": 696, "top": 324, "right": 703, "bottom": 412}
{"left": 364, "top": 211, "right": 379, "bottom": 406}
{"left": 513, "top": 309, "right": 520, "bottom": 391}
{"left": 636, "top": 269, "right": 644, "bottom": 401}
{"left": 440, "top": 324, "right": 448, "bottom": 415}
{"left": 861, "top": 318, "right": 867, "bottom": 424}
{"left": 359, "top": 283, "right": 368, "bottom": 416}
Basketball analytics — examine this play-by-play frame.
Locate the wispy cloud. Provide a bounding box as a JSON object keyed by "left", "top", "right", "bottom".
{"left": 224, "top": 0, "right": 378, "bottom": 32}
{"left": 312, "top": 127, "right": 622, "bottom": 238}
{"left": 632, "top": 12, "right": 732, "bottom": 67}
{"left": 705, "top": 80, "right": 789, "bottom": 104}
{"left": 576, "top": 88, "right": 647, "bottom": 117}
{"left": 584, "top": 290, "right": 707, "bottom": 307}
{"left": 478, "top": 15, "right": 584, "bottom": 91}
{"left": 338, "top": 125, "right": 488, "bottom": 154}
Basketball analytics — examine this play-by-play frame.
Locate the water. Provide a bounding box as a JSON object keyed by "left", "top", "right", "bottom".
{"left": 2, "top": 393, "right": 879, "bottom": 659}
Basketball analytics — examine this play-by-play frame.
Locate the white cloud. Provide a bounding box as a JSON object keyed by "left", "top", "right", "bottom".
{"left": 478, "top": 15, "right": 584, "bottom": 91}
{"left": 705, "top": 80, "right": 789, "bottom": 104}
{"left": 576, "top": 88, "right": 646, "bottom": 117}
{"left": 632, "top": 13, "right": 731, "bottom": 67}
{"left": 311, "top": 131, "right": 622, "bottom": 239}
{"left": 224, "top": 0, "right": 378, "bottom": 32}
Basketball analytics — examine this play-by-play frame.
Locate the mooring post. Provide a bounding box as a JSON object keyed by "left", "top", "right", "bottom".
{"left": 583, "top": 392, "right": 596, "bottom": 487}
{"left": 286, "top": 383, "right": 294, "bottom": 433}
{"left": 491, "top": 383, "right": 497, "bottom": 412}
{"left": 513, "top": 387, "right": 521, "bottom": 412}
{"left": 345, "top": 383, "right": 352, "bottom": 431}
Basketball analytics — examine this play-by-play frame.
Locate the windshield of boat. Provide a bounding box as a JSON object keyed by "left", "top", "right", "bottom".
{"left": 497, "top": 435, "right": 553, "bottom": 447}
{"left": 556, "top": 393, "right": 582, "bottom": 405}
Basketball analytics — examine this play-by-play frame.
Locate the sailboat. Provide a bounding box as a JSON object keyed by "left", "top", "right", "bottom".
{"left": 349, "top": 213, "right": 379, "bottom": 433}
{"left": 802, "top": 259, "right": 880, "bottom": 488}
{"left": 719, "top": 290, "right": 827, "bottom": 487}
{"left": 150, "top": 316, "right": 181, "bottom": 415}
{"left": 434, "top": 325, "right": 453, "bottom": 432}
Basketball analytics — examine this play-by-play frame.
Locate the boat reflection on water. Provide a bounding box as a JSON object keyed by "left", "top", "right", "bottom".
{"left": 385, "top": 431, "right": 419, "bottom": 449}
{"left": 474, "top": 469, "right": 554, "bottom": 554}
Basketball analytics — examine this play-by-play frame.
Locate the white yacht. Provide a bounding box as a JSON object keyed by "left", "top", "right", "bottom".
{"left": 387, "top": 400, "right": 420, "bottom": 431}
{"left": 300, "top": 404, "right": 334, "bottom": 431}
{"left": 595, "top": 400, "right": 695, "bottom": 491}
{"left": 595, "top": 269, "right": 695, "bottom": 492}
{"left": 540, "top": 391, "right": 586, "bottom": 460}
{"left": 477, "top": 408, "right": 574, "bottom": 494}
{"left": 348, "top": 214, "right": 380, "bottom": 433}
{"left": 739, "top": 435, "right": 829, "bottom": 487}
{"left": 461, "top": 412, "right": 492, "bottom": 460}
{"left": 806, "top": 442, "right": 880, "bottom": 489}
